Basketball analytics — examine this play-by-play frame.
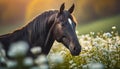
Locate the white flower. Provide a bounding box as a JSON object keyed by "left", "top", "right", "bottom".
{"left": 88, "top": 63, "right": 104, "bottom": 69}
{"left": 112, "top": 26, "right": 116, "bottom": 30}
{"left": 69, "top": 60, "right": 74, "bottom": 64}
{"left": 48, "top": 53, "right": 63, "bottom": 63}
{"left": 23, "top": 57, "right": 33, "bottom": 66}
{"left": 111, "top": 60, "right": 117, "bottom": 65}
{"left": 76, "top": 30, "right": 79, "bottom": 35}
{"left": 84, "top": 46, "right": 89, "bottom": 50}
{"left": 90, "top": 32, "right": 95, "bottom": 35}
{"left": 103, "top": 32, "right": 112, "bottom": 38}
{"left": 7, "top": 60, "right": 17, "bottom": 68}
{"left": 80, "top": 53, "right": 88, "bottom": 57}
{"left": 69, "top": 63, "right": 76, "bottom": 68}
{"left": 8, "top": 41, "right": 29, "bottom": 57}
{"left": 39, "top": 64, "right": 49, "bottom": 69}
{"left": 82, "top": 65, "right": 88, "bottom": 69}
{"left": 0, "top": 57, "right": 6, "bottom": 63}
{"left": 93, "top": 41, "right": 98, "bottom": 46}
{"left": 30, "top": 66, "right": 40, "bottom": 69}
{"left": 73, "top": 67, "right": 77, "bottom": 69}
{"left": 72, "top": 63, "right": 76, "bottom": 67}
{"left": 103, "top": 52, "right": 107, "bottom": 56}
{"left": 35, "top": 55, "right": 47, "bottom": 64}
{"left": 59, "top": 51, "right": 66, "bottom": 55}
{"left": 31, "top": 46, "right": 42, "bottom": 54}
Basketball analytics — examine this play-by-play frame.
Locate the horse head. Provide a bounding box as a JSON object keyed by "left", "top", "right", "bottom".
{"left": 53, "top": 3, "right": 81, "bottom": 56}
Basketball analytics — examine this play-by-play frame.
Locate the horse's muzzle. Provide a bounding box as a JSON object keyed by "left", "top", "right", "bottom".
{"left": 69, "top": 42, "right": 81, "bottom": 56}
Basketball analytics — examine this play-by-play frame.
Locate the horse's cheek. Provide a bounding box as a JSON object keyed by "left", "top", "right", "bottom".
{"left": 57, "top": 24, "right": 63, "bottom": 36}
{"left": 54, "top": 24, "right": 63, "bottom": 39}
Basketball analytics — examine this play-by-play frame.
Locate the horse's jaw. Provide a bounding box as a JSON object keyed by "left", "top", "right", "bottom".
{"left": 60, "top": 37, "right": 81, "bottom": 56}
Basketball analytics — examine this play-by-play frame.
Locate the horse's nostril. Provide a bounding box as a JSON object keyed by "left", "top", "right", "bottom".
{"left": 74, "top": 47, "right": 80, "bottom": 52}
{"left": 74, "top": 47, "right": 76, "bottom": 51}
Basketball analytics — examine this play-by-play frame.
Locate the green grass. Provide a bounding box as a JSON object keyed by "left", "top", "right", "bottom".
{"left": 77, "top": 15, "right": 120, "bottom": 34}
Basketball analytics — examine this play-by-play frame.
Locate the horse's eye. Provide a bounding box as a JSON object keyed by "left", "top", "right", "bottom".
{"left": 61, "top": 23, "right": 65, "bottom": 26}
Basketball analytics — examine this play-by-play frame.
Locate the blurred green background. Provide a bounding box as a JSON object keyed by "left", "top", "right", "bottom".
{"left": 0, "top": 0, "right": 120, "bottom": 35}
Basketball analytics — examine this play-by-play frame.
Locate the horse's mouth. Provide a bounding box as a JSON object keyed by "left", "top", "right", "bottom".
{"left": 70, "top": 50, "right": 80, "bottom": 56}
{"left": 69, "top": 45, "right": 81, "bottom": 56}
{"left": 61, "top": 37, "right": 81, "bottom": 56}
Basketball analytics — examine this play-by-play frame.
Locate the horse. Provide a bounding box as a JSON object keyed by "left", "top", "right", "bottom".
{"left": 0, "top": 3, "right": 81, "bottom": 59}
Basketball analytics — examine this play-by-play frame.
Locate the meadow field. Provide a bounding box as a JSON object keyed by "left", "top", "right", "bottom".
{"left": 77, "top": 15, "right": 120, "bottom": 35}
{"left": 0, "top": 15, "right": 120, "bottom": 69}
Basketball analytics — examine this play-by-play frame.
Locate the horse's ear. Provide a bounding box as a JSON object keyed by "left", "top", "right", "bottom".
{"left": 68, "top": 4, "right": 75, "bottom": 14}
{"left": 59, "top": 3, "right": 65, "bottom": 14}
{"left": 57, "top": 3, "right": 65, "bottom": 17}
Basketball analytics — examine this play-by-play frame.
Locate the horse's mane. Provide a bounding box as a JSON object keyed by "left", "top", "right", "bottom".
{"left": 25, "top": 10, "right": 58, "bottom": 44}
{"left": 26, "top": 10, "right": 58, "bottom": 34}
{"left": 0, "top": 10, "right": 58, "bottom": 46}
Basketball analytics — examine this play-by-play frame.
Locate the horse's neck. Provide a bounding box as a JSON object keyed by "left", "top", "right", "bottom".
{"left": 42, "top": 26, "right": 55, "bottom": 54}
{"left": 42, "top": 14, "right": 58, "bottom": 54}
{"left": 0, "top": 33, "right": 11, "bottom": 47}
{"left": 0, "top": 28, "right": 29, "bottom": 47}
{"left": 30, "top": 14, "right": 56, "bottom": 54}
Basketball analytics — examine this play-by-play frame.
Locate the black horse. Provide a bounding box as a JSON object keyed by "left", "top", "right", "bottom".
{"left": 0, "top": 3, "right": 81, "bottom": 58}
